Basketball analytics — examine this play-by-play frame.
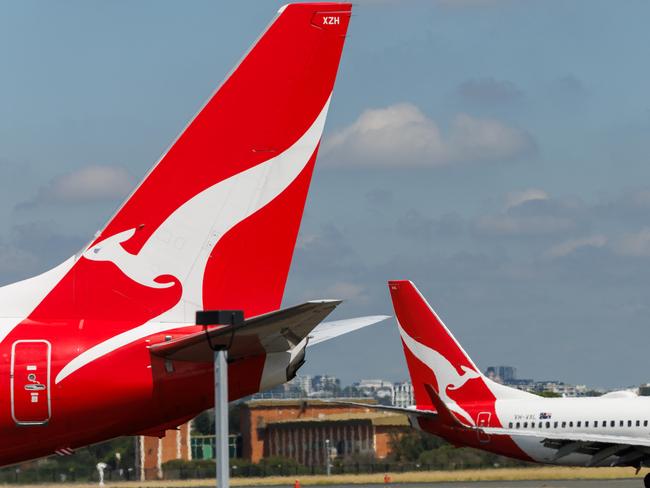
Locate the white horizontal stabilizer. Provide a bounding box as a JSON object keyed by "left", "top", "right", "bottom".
{"left": 307, "top": 315, "right": 390, "bottom": 347}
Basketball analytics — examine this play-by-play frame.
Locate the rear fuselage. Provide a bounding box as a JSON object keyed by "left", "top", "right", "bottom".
{"left": 416, "top": 395, "right": 650, "bottom": 466}
{"left": 0, "top": 320, "right": 293, "bottom": 466}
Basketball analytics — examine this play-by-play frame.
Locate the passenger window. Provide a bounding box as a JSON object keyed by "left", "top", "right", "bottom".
{"left": 509, "top": 422, "right": 513, "bottom": 428}
{"left": 636, "top": 420, "right": 640, "bottom": 427}
{"left": 561, "top": 421, "right": 566, "bottom": 428}
{"left": 569, "top": 421, "right": 573, "bottom": 427}
{"left": 554, "top": 421, "right": 558, "bottom": 428}
{"left": 531, "top": 422, "right": 535, "bottom": 428}
{"left": 611, "top": 421, "right": 615, "bottom": 427}
{"left": 516, "top": 422, "right": 520, "bottom": 428}
{"left": 577, "top": 421, "right": 581, "bottom": 427}
{"left": 645, "top": 421, "right": 648, "bottom": 427}
{"left": 546, "top": 422, "right": 550, "bottom": 428}
{"left": 523, "top": 422, "right": 528, "bottom": 428}
{"left": 620, "top": 420, "right": 624, "bottom": 427}
{"left": 585, "top": 421, "right": 589, "bottom": 427}
{"left": 628, "top": 420, "right": 632, "bottom": 427}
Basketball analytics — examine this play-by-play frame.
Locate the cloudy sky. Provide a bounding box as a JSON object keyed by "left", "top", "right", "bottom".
{"left": 2, "top": 1, "right": 650, "bottom": 388}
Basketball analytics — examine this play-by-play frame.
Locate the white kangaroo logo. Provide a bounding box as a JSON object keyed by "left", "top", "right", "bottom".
{"left": 398, "top": 322, "right": 481, "bottom": 425}
{"left": 84, "top": 228, "right": 175, "bottom": 289}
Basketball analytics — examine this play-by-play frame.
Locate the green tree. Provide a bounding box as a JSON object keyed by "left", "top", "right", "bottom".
{"left": 536, "top": 391, "right": 562, "bottom": 398}
{"left": 388, "top": 431, "right": 445, "bottom": 462}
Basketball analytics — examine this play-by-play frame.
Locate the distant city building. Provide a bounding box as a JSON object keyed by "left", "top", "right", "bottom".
{"left": 252, "top": 382, "right": 304, "bottom": 400}
{"left": 296, "top": 375, "right": 313, "bottom": 396}
{"left": 505, "top": 379, "right": 535, "bottom": 390}
{"left": 499, "top": 366, "right": 517, "bottom": 383}
{"left": 253, "top": 375, "right": 414, "bottom": 406}
{"left": 485, "top": 366, "right": 498, "bottom": 381}
{"left": 484, "top": 366, "right": 595, "bottom": 397}
{"left": 535, "top": 381, "right": 588, "bottom": 397}
{"left": 485, "top": 365, "right": 517, "bottom": 383}
{"left": 313, "top": 374, "right": 340, "bottom": 393}
{"left": 357, "top": 379, "right": 393, "bottom": 390}
{"left": 354, "top": 379, "right": 393, "bottom": 403}
{"left": 392, "top": 382, "right": 414, "bottom": 407}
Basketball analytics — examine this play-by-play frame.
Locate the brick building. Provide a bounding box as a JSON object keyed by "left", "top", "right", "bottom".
{"left": 136, "top": 423, "right": 192, "bottom": 480}
{"left": 240, "top": 399, "right": 409, "bottom": 465}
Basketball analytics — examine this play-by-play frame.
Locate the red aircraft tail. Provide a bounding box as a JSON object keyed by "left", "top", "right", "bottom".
{"left": 388, "top": 280, "right": 532, "bottom": 425}
{"left": 6, "top": 3, "right": 352, "bottom": 324}
{"left": 84, "top": 3, "right": 352, "bottom": 321}
{"left": 0, "top": 4, "right": 352, "bottom": 382}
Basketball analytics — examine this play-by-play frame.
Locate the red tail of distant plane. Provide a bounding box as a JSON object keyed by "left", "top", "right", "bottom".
{"left": 388, "top": 280, "right": 531, "bottom": 425}
{"left": 381, "top": 281, "right": 650, "bottom": 475}
{"left": 350, "top": 282, "right": 650, "bottom": 476}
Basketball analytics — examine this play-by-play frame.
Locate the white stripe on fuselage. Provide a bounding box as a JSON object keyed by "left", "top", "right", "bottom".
{"left": 0, "top": 257, "right": 76, "bottom": 344}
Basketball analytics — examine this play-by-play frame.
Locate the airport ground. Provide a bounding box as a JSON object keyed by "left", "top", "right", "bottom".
{"left": 4, "top": 482, "right": 639, "bottom": 488}
{"left": 3, "top": 467, "right": 648, "bottom": 487}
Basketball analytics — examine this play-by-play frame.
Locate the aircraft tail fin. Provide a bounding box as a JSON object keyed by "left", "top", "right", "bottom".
{"left": 388, "top": 280, "right": 533, "bottom": 416}
{"left": 7, "top": 4, "right": 352, "bottom": 326}
{"left": 83, "top": 3, "right": 352, "bottom": 322}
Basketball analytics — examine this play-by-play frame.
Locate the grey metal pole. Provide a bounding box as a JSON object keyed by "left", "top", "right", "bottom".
{"left": 325, "top": 439, "right": 331, "bottom": 476}
{"left": 214, "top": 349, "right": 229, "bottom": 488}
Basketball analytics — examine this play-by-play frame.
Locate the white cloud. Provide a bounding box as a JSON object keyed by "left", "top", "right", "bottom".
{"left": 476, "top": 188, "right": 576, "bottom": 236}
{"left": 296, "top": 232, "right": 319, "bottom": 250}
{"left": 475, "top": 189, "right": 587, "bottom": 237}
{"left": 476, "top": 214, "right": 575, "bottom": 236}
{"left": 618, "top": 188, "right": 650, "bottom": 209}
{"left": 506, "top": 188, "right": 549, "bottom": 210}
{"left": 449, "top": 114, "right": 535, "bottom": 163}
{"left": 19, "top": 165, "right": 134, "bottom": 209}
{"left": 546, "top": 235, "right": 607, "bottom": 259}
{"left": 325, "top": 104, "right": 446, "bottom": 166}
{"left": 615, "top": 229, "right": 650, "bottom": 257}
{"left": 324, "top": 103, "right": 535, "bottom": 167}
{"left": 324, "top": 282, "right": 368, "bottom": 301}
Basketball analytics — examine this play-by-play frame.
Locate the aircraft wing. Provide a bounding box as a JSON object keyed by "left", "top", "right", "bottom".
{"left": 482, "top": 427, "right": 650, "bottom": 466}
{"left": 149, "top": 301, "right": 387, "bottom": 362}
{"left": 307, "top": 315, "right": 390, "bottom": 347}
{"left": 334, "top": 401, "right": 438, "bottom": 419}
{"left": 334, "top": 384, "right": 464, "bottom": 422}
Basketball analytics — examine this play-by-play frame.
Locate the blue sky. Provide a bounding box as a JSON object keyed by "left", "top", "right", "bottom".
{"left": 2, "top": 1, "right": 650, "bottom": 387}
